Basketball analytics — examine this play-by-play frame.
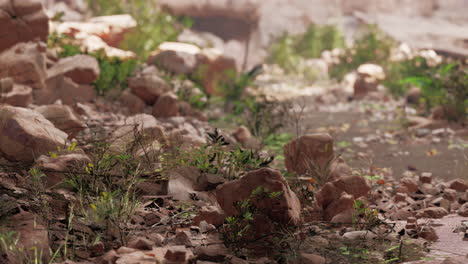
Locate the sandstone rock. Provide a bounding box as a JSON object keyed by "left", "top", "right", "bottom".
{"left": 174, "top": 230, "right": 193, "bottom": 247}
{"left": 4, "top": 211, "right": 50, "bottom": 263}
{"left": 449, "top": 179, "right": 468, "bottom": 192}
{"left": 195, "top": 244, "right": 228, "bottom": 262}
{"left": 87, "top": 15, "right": 137, "bottom": 47}
{"left": 148, "top": 42, "right": 201, "bottom": 75}
{"left": 232, "top": 126, "right": 252, "bottom": 146}
{"left": 400, "top": 177, "right": 419, "bottom": 193}
{"left": 110, "top": 114, "right": 166, "bottom": 153}
{"left": 129, "top": 66, "right": 171, "bottom": 105}
{"left": 0, "top": 106, "right": 68, "bottom": 162}
{"left": 193, "top": 206, "right": 226, "bottom": 227}
{"left": 127, "top": 237, "right": 154, "bottom": 251}
{"left": 164, "top": 246, "right": 193, "bottom": 263}
{"left": 0, "top": 41, "right": 47, "bottom": 90}
{"left": 36, "top": 153, "right": 90, "bottom": 188}
{"left": 323, "top": 192, "right": 354, "bottom": 221}
{"left": 283, "top": 133, "right": 334, "bottom": 176}
{"left": 333, "top": 175, "right": 372, "bottom": 198}
{"left": 406, "top": 87, "right": 422, "bottom": 104}
{"left": 458, "top": 203, "right": 468, "bottom": 217}
{"left": 0, "top": 82, "right": 33, "bottom": 107}
{"left": 152, "top": 92, "right": 180, "bottom": 118}
{"left": 419, "top": 226, "right": 438, "bottom": 241}
{"left": 216, "top": 168, "right": 301, "bottom": 226}
{"left": 0, "top": 0, "right": 49, "bottom": 52}
{"left": 353, "top": 64, "right": 385, "bottom": 99}
{"left": 119, "top": 89, "right": 146, "bottom": 114}
{"left": 443, "top": 188, "right": 458, "bottom": 201}
{"left": 417, "top": 207, "right": 448, "bottom": 219}
{"left": 419, "top": 173, "right": 433, "bottom": 184}
{"left": 47, "top": 54, "right": 100, "bottom": 85}
{"left": 35, "top": 75, "right": 96, "bottom": 105}
{"left": 97, "top": 250, "right": 118, "bottom": 264}
{"left": 35, "top": 104, "right": 84, "bottom": 137}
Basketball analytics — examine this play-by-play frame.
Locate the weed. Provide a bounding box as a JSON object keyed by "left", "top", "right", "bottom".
{"left": 352, "top": 200, "right": 380, "bottom": 231}
{"left": 86, "top": 0, "right": 189, "bottom": 59}
{"left": 329, "top": 24, "right": 396, "bottom": 81}
{"left": 221, "top": 187, "right": 283, "bottom": 253}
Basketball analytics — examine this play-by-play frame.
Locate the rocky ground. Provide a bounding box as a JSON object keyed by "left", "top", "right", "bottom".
{"left": 0, "top": 1, "right": 467, "bottom": 264}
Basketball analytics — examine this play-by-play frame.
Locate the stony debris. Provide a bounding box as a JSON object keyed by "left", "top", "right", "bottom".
{"left": 47, "top": 54, "right": 100, "bottom": 85}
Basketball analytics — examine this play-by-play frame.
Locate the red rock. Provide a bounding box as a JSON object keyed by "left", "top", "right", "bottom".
{"left": 0, "top": 41, "right": 47, "bottom": 90}
{"left": 152, "top": 92, "right": 180, "bottom": 118}
{"left": 36, "top": 153, "right": 90, "bottom": 188}
{"left": 47, "top": 54, "right": 100, "bottom": 85}
{"left": 333, "top": 175, "right": 371, "bottom": 198}
{"left": 419, "top": 173, "right": 432, "bottom": 184}
{"left": 35, "top": 104, "right": 84, "bottom": 138}
{"left": 232, "top": 126, "right": 252, "bottom": 146}
{"left": 193, "top": 206, "right": 226, "bottom": 227}
{"left": 406, "top": 86, "right": 421, "bottom": 105}
{"left": 323, "top": 192, "right": 354, "bottom": 221}
{"left": 416, "top": 207, "right": 448, "bottom": 219}
{"left": 457, "top": 203, "right": 468, "bottom": 217}
{"left": 449, "top": 179, "right": 468, "bottom": 192}
{"left": 35, "top": 74, "right": 96, "bottom": 105}
{"left": 298, "top": 253, "right": 326, "bottom": 264}
{"left": 283, "top": 133, "right": 335, "bottom": 176}
{"left": 195, "top": 244, "right": 228, "bottom": 262}
{"left": 400, "top": 177, "right": 419, "bottom": 193}
{"left": 119, "top": 89, "right": 146, "bottom": 114}
{"left": 419, "top": 226, "right": 438, "bottom": 241}
{"left": 0, "top": 0, "right": 49, "bottom": 52}
{"left": 127, "top": 237, "right": 154, "bottom": 250}
{"left": 353, "top": 64, "right": 385, "bottom": 99}
{"left": 443, "top": 188, "right": 457, "bottom": 202}
{"left": 97, "top": 250, "right": 118, "bottom": 264}
{"left": 216, "top": 168, "right": 301, "bottom": 226}
{"left": 128, "top": 66, "right": 171, "bottom": 105}
{"left": 148, "top": 42, "right": 200, "bottom": 75}
{"left": 0, "top": 106, "right": 68, "bottom": 162}
{"left": 0, "top": 82, "right": 33, "bottom": 107}
{"left": 164, "top": 246, "right": 192, "bottom": 263}
{"left": 394, "top": 193, "right": 408, "bottom": 203}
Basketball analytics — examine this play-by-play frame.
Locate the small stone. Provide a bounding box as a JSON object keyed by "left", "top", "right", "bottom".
{"left": 127, "top": 236, "right": 154, "bottom": 250}
{"left": 449, "top": 179, "right": 468, "bottom": 192}
{"left": 299, "top": 253, "right": 326, "bottom": 264}
{"left": 419, "top": 226, "right": 438, "bottom": 241}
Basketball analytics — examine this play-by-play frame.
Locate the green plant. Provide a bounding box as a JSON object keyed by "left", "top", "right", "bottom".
{"left": 401, "top": 62, "right": 468, "bottom": 121}
{"left": 268, "top": 24, "right": 344, "bottom": 74}
{"left": 92, "top": 50, "right": 138, "bottom": 95}
{"left": 221, "top": 187, "right": 283, "bottom": 253}
{"left": 86, "top": 0, "right": 189, "bottom": 59}
{"left": 330, "top": 24, "right": 396, "bottom": 80}
{"left": 48, "top": 34, "right": 138, "bottom": 94}
{"left": 352, "top": 200, "right": 380, "bottom": 231}
{"left": 0, "top": 231, "right": 53, "bottom": 264}
{"left": 183, "top": 129, "right": 274, "bottom": 180}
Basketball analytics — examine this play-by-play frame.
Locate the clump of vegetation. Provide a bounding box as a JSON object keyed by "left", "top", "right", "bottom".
{"left": 178, "top": 129, "right": 274, "bottom": 180}
{"left": 86, "top": 0, "right": 191, "bottom": 59}
{"left": 48, "top": 34, "right": 138, "bottom": 94}
{"left": 268, "top": 24, "right": 345, "bottom": 74}
{"left": 329, "top": 24, "right": 396, "bottom": 80}
{"left": 401, "top": 61, "right": 468, "bottom": 121}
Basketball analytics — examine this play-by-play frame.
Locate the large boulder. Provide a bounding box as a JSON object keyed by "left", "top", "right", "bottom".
{"left": 216, "top": 168, "right": 302, "bottom": 226}
{"left": 128, "top": 66, "right": 171, "bottom": 105}
{"left": 0, "top": 0, "right": 49, "bottom": 52}
{"left": 47, "top": 54, "right": 100, "bottom": 85}
{"left": 283, "top": 134, "right": 334, "bottom": 176}
{"left": 0, "top": 42, "right": 47, "bottom": 90}
{"left": 0, "top": 105, "right": 68, "bottom": 162}
{"left": 35, "top": 104, "right": 85, "bottom": 138}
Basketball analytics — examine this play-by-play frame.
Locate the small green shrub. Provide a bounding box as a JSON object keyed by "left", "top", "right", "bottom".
{"left": 401, "top": 62, "right": 468, "bottom": 121}
{"left": 47, "top": 34, "right": 137, "bottom": 94}
{"left": 329, "top": 24, "right": 396, "bottom": 80}
{"left": 383, "top": 56, "right": 432, "bottom": 96}
{"left": 268, "top": 24, "right": 344, "bottom": 74}
{"left": 86, "top": 0, "right": 190, "bottom": 59}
